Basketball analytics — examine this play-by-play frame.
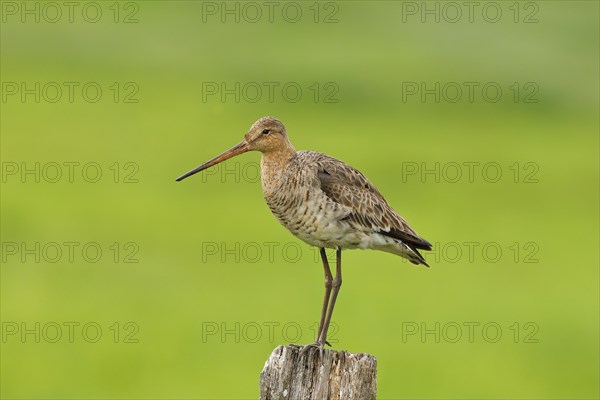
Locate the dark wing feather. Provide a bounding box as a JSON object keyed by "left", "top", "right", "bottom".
{"left": 379, "top": 228, "right": 432, "bottom": 251}
{"left": 315, "top": 156, "right": 431, "bottom": 254}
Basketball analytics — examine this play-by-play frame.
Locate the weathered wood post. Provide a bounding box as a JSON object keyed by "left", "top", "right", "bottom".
{"left": 259, "top": 345, "right": 377, "bottom": 400}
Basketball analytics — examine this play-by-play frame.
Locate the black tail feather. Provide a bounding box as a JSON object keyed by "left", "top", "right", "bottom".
{"left": 409, "top": 246, "right": 430, "bottom": 267}
{"left": 380, "top": 228, "right": 432, "bottom": 251}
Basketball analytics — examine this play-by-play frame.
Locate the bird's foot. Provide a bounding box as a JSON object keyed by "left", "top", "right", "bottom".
{"left": 299, "top": 340, "right": 332, "bottom": 359}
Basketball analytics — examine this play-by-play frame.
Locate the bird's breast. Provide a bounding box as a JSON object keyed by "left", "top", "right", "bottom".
{"left": 263, "top": 180, "right": 360, "bottom": 248}
{"left": 260, "top": 152, "right": 369, "bottom": 249}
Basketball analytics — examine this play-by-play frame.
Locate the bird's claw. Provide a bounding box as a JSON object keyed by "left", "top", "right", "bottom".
{"left": 299, "top": 340, "right": 332, "bottom": 359}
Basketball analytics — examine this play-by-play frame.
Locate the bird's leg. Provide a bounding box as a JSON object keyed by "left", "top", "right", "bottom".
{"left": 316, "top": 247, "right": 333, "bottom": 343}
{"left": 317, "top": 247, "right": 342, "bottom": 346}
{"left": 300, "top": 248, "right": 333, "bottom": 359}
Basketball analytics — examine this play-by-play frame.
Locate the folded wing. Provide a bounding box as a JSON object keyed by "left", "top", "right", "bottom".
{"left": 314, "top": 154, "right": 431, "bottom": 264}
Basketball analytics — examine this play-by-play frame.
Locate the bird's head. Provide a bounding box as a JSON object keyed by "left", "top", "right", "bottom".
{"left": 176, "top": 116, "right": 295, "bottom": 182}
{"left": 243, "top": 116, "right": 290, "bottom": 153}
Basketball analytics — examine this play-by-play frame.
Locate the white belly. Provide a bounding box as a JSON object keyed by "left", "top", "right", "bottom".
{"left": 267, "top": 195, "right": 394, "bottom": 251}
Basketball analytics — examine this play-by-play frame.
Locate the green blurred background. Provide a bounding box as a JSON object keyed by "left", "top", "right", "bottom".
{"left": 1, "top": 1, "right": 598, "bottom": 399}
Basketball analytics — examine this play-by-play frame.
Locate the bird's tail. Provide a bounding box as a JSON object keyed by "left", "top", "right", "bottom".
{"left": 379, "top": 229, "right": 432, "bottom": 266}
{"left": 407, "top": 246, "right": 430, "bottom": 267}
{"left": 377, "top": 240, "right": 431, "bottom": 267}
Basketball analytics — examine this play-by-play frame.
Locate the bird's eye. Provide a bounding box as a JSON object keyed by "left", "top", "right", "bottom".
{"left": 262, "top": 129, "right": 270, "bottom": 135}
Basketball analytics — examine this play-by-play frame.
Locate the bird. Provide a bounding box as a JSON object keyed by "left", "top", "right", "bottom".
{"left": 176, "top": 116, "right": 431, "bottom": 351}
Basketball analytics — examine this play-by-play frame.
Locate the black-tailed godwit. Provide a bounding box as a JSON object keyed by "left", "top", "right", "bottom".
{"left": 177, "top": 116, "right": 431, "bottom": 351}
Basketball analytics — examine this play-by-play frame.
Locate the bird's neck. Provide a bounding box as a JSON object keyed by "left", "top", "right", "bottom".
{"left": 260, "top": 146, "right": 296, "bottom": 196}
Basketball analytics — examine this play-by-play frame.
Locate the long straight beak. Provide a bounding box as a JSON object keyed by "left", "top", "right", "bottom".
{"left": 176, "top": 141, "right": 250, "bottom": 181}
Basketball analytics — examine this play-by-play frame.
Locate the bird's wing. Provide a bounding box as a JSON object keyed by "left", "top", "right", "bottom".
{"left": 313, "top": 154, "right": 432, "bottom": 253}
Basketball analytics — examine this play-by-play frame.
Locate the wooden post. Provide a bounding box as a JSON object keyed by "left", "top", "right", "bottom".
{"left": 259, "top": 345, "right": 377, "bottom": 400}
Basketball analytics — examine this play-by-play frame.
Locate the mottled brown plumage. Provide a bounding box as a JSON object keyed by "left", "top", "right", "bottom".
{"left": 262, "top": 149, "right": 431, "bottom": 265}
{"left": 177, "top": 116, "right": 431, "bottom": 351}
